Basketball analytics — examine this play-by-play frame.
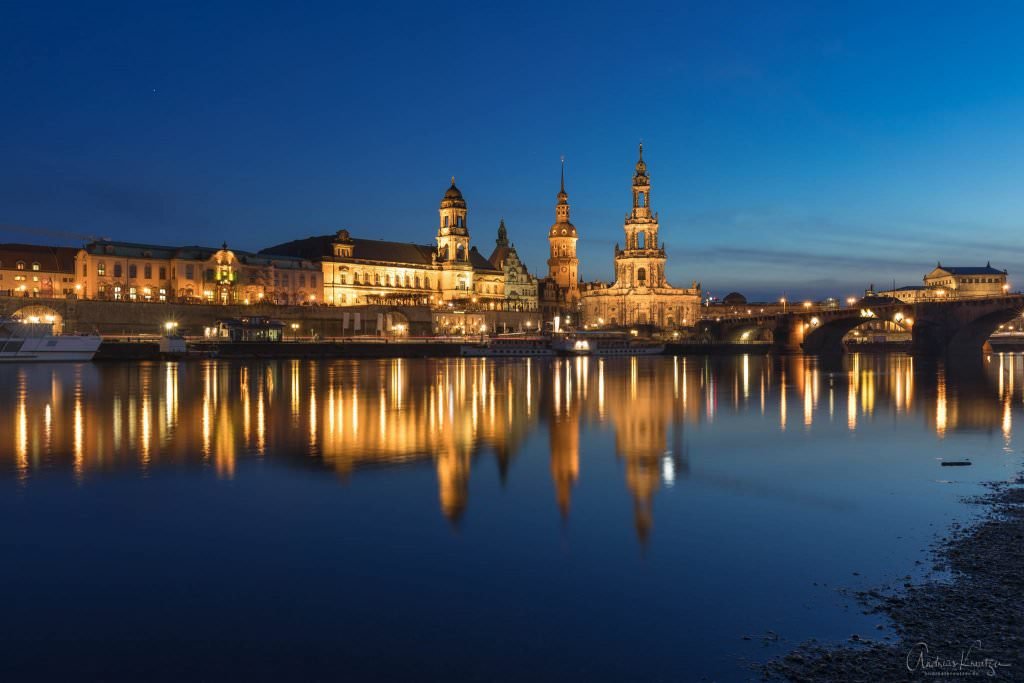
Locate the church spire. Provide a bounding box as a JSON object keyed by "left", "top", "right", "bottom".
{"left": 557, "top": 156, "right": 569, "bottom": 208}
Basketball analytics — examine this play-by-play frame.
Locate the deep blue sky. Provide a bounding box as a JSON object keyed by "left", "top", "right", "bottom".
{"left": 2, "top": 2, "right": 1023, "bottom": 300}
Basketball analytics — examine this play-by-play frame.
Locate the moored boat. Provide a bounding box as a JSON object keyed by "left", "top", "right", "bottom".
{"left": 460, "top": 336, "right": 555, "bottom": 357}
{"left": 0, "top": 318, "right": 101, "bottom": 362}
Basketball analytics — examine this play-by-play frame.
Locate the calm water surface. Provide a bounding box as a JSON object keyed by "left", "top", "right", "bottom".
{"left": 1, "top": 354, "right": 1022, "bottom": 681}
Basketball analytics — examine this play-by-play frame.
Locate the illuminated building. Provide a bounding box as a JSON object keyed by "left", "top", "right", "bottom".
{"left": 581, "top": 145, "right": 702, "bottom": 330}
{"left": 74, "top": 241, "right": 320, "bottom": 304}
{"left": 870, "top": 262, "right": 1010, "bottom": 302}
{"left": 0, "top": 243, "right": 78, "bottom": 298}
{"left": 261, "top": 179, "right": 539, "bottom": 312}
{"left": 538, "top": 160, "right": 581, "bottom": 322}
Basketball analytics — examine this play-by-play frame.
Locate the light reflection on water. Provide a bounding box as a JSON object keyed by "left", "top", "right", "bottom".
{"left": 2, "top": 354, "right": 1022, "bottom": 531}
{"left": 0, "top": 353, "right": 1022, "bottom": 680}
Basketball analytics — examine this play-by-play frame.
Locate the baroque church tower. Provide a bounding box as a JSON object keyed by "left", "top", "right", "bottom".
{"left": 437, "top": 177, "right": 470, "bottom": 263}
{"left": 547, "top": 159, "right": 580, "bottom": 304}
{"left": 614, "top": 143, "right": 666, "bottom": 288}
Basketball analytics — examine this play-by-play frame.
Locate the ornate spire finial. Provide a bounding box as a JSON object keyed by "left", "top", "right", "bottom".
{"left": 450, "top": 176, "right": 456, "bottom": 186}
{"left": 560, "top": 155, "right": 565, "bottom": 193}
{"left": 639, "top": 141, "right": 643, "bottom": 160}
{"left": 496, "top": 218, "right": 508, "bottom": 246}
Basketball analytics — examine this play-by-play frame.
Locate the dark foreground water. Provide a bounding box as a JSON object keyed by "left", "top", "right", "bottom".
{"left": 1, "top": 354, "right": 1021, "bottom": 681}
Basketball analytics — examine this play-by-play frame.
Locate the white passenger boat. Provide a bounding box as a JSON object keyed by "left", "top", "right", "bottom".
{"left": 550, "top": 336, "right": 594, "bottom": 356}
{"left": 0, "top": 318, "right": 102, "bottom": 362}
{"left": 591, "top": 338, "right": 664, "bottom": 356}
{"left": 557, "top": 332, "right": 665, "bottom": 356}
{"left": 460, "top": 336, "right": 555, "bottom": 357}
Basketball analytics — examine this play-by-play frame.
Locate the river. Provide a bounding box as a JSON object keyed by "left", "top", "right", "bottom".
{"left": 0, "top": 353, "right": 1020, "bottom": 681}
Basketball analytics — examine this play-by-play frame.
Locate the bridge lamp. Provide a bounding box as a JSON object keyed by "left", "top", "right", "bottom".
{"left": 904, "top": 318, "right": 914, "bottom": 327}
{"left": 740, "top": 331, "right": 751, "bottom": 341}
{"left": 893, "top": 312, "right": 904, "bottom": 323}
{"left": 846, "top": 297, "right": 856, "bottom": 306}
{"left": 810, "top": 317, "right": 820, "bottom": 327}
{"left": 802, "top": 301, "right": 812, "bottom": 309}
{"left": 1003, "top": 284, "right": 1010, "bottom": 293}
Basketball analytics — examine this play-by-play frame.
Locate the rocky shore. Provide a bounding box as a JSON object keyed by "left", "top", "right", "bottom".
{"left": 762, "top": 476, "right": 1023, "bottom": 681}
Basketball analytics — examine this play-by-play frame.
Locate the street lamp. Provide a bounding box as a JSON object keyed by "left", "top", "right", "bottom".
{"left": 779, "top": 297, "right": 787, "bottom": 313}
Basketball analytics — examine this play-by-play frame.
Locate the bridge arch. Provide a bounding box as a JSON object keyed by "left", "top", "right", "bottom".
{"left": 10, "top": 304, "right": 64, "bottom": 333}
{"left": 800, "top": 308, "right": 913, "bottom": 355}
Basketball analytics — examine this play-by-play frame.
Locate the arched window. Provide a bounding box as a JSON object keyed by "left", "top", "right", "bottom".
{"left": 638, "top": 267, "right": 647, "bottom": 283}
{"left": 638, "top": 231, "right": 646, "bottom": 249}
{"left": 638, "top": 191, "right": 646, "bottom": 207}
{"left": 444, "top": 216, "right": 449, "bottom": 227}
{"left": 456, "top": 244, "right": 466, "bottom": 261}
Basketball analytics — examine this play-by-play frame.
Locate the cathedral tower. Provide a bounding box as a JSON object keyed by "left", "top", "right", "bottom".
{"left": 615, "top": 143, "right": 666, "bottom": 288}
{"left": 547, "top": 159, "right": 580, "bottom": 303}
{"left": 437, "top": 177, "right": 470, "bottom": 263}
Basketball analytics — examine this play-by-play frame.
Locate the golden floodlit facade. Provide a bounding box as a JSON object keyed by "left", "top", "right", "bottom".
{"left": 538, "top": 161, "right": 581, "bottom": 321}
{"left": 581, "top": 145, "right": 701, "bottom": 329}
{"left": 74, "top": 240, "right": 321, "bottom": 304}
{"left": 260, "top": 179, "right": 538, "bottom": 312}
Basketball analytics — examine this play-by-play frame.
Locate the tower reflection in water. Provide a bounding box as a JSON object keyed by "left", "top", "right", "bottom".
{"left": 0, "top": 353, "right": 1017, "bottom": 539}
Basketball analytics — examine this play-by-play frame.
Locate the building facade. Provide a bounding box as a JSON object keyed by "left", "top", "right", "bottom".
{"left": 538, "top": 162, "right": 581, "bottom": 323}
{"left": 261, "top": 179, "right": 538, "bottom": 312}
{"left": 487, "top": 219, "right": 538, "bottom": 311}
{"left": 75, "top": 241, "right": 321, "bottom": 305}
{"left": 581, "top": 145, "right": 701, "bottom": 329}
{"left": 872, "top": 262, "right": 1009, "bottom": 302}
{"left": 0, "top": 244, "right": 78, "bottom": 298}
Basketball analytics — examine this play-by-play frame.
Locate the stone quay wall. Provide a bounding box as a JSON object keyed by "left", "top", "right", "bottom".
{"left": 0, "top": 295, "right": 540, "bottom": 338}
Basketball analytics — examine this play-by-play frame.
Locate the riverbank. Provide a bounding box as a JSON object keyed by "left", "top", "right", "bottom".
{"left": 763, "top": 476, "right": 1023, "bottom": 681}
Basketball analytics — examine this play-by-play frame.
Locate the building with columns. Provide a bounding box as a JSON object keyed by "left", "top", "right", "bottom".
{"left": 581, "top": 145, "right": 701, "bottom": 330}
{"left": 538, "top": 161, "right": 582, "bottom": 323}
{"left": 260, "top": 179, "right": 538, "bottom": 314}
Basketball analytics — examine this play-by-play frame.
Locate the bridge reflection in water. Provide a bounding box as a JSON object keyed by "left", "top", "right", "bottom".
{"left": 2, "top": 353, "right": 1019, "bottom": 540}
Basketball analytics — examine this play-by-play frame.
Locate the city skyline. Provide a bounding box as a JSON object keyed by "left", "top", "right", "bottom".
{"left": 3, "top": 2, "right": 1024, "bottom": 300}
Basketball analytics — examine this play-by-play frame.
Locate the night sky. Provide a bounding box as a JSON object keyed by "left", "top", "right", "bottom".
{"left": 2, "top": 2, "right": 1023, "bottom": 300}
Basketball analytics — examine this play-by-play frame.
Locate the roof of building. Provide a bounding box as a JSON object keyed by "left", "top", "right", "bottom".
{"left": 722, "top": 292, "right": 747, "bottom": 305}
{"left": 468, "top": 246, "right": 502, "bottom": 273}
{"left": 549, "top": 222, "right": 577, "bottom": 237}
{"left": 0, "top": 243, "right": 78, "bottom": 273}
{"left": 488, "top": 245, "right": 511, "bottom": 269}
{"left": 261, "top": 234, "right": 502, "bottom": 273}
{"left": 82, "top": 240, "right": 317, "bottom": 270}
{"left": 933, "top": 264, "right": 1006, "bottom": 275}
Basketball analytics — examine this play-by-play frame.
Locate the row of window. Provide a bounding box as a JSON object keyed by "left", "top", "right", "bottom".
{"left": 340, "top": 272, "right": 434, "bottom": 289}
{"left": 1, "top": 261, "right": 42, "bottom": 271}
{"left": 958, "top": 277, "right": 1003, "bottom": 284}
{"left": 86, "top": 261, "right": 317, "bottom": 288}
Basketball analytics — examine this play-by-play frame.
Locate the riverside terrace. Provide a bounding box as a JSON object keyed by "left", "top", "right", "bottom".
{"left": 700, "top": 294, "right": 1024, "bottom": 356}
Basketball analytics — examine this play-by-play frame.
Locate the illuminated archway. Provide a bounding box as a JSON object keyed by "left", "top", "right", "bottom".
{"left": 11, "top": 305, "right": 64, "bottom": 333}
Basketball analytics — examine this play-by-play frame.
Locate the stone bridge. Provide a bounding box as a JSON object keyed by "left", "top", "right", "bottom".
{"left": 702, "top": 295, "right": 1024, "bottom": 356}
